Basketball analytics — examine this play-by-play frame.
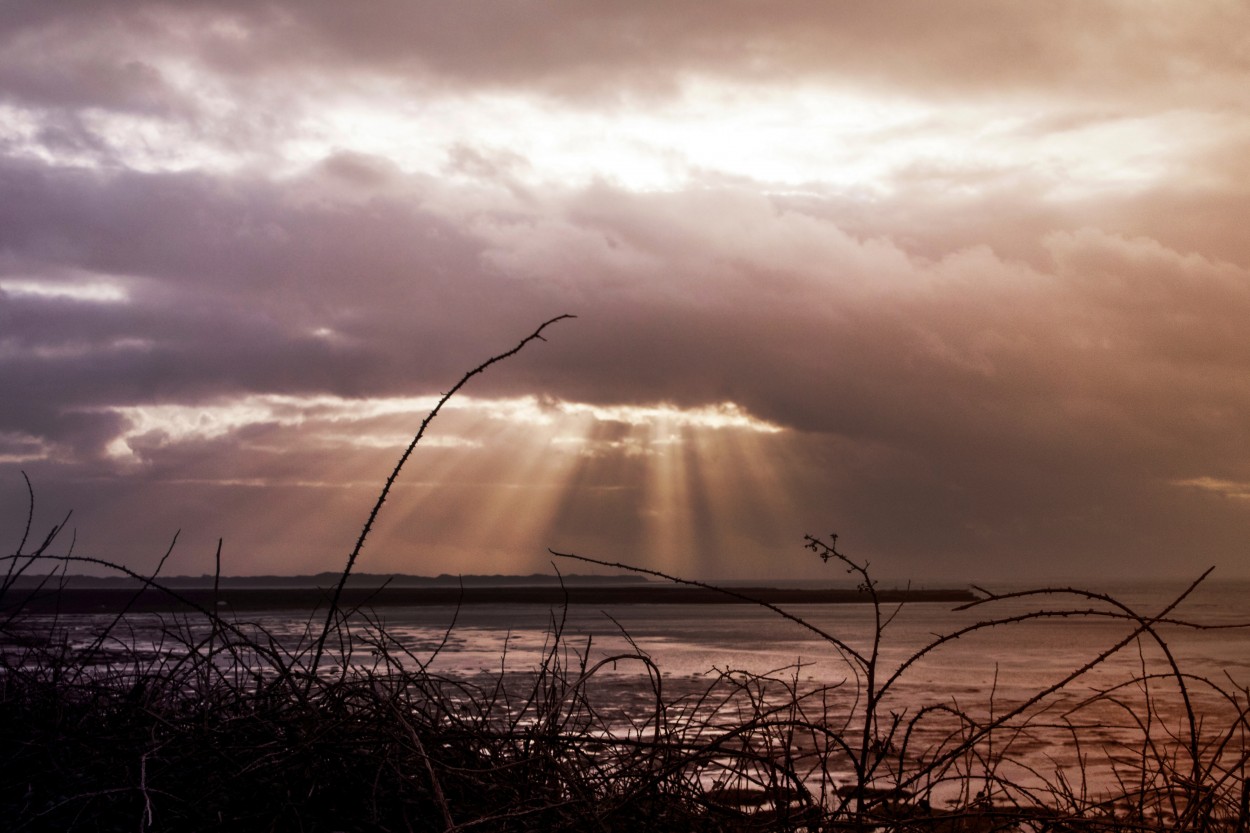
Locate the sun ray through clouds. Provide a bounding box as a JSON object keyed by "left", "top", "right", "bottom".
{"left": 6, "top": 2, "right": 1250, "bottom": 579}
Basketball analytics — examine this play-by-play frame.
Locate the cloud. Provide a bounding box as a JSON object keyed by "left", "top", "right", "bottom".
{"left": 6, "top": 1, "right": 1247, "bottom": 110}
{"left": 2, "top": 2, "right": 1249, "bottom": 581}
{"left": 6, "top": 157, "right": 1249, "bottom": 578}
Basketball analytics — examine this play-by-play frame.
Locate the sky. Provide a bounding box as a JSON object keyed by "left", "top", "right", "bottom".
{"left": 2, "top": 1, "right": 1250, "bottom": 584}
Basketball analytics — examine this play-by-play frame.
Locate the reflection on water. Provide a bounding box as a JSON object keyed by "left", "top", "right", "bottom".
{"left": 8, "top": 579, "right": 1250, "bottom": 802}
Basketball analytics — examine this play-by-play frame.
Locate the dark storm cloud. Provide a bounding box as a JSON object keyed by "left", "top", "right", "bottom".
{"left": 3, "top": 1, "right": 1250, "bottom": 580}
{"left": 0, "top": 156, "right": 546, "bottom": 404}
{"left": 3, "top": 1, "right": 1247, "bottom": 110}
{"left": 0, "top": 20, "right": 182, "bottom": 116}
{"left": 5, "top": 153, "right": 1250, "bottom": 575}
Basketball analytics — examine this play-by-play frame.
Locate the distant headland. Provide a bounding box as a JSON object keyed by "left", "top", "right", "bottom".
{"left": 8, "top": 572, "right": 652, "bottom": 590}
{"left": 6, "top": 574, "right": 977, "bottom": 614}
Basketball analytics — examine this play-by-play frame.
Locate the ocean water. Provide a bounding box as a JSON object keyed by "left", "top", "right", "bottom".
{"left": 354, "top": 579, "right": 1250, "bottom": 695}
{"left": 11, "top": 578, "right": 1250, "bottom": 805}
{"left": 245, "top": 578, "right": 1250, "bottom": 801}
{"left": 350, "top": 577, "right": 1250, "bottom": 800}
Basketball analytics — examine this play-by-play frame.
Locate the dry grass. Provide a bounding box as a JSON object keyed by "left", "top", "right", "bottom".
{"left": 4, "top": 318, "right": 1249, "bottom": 831}
{"left": 5, "top": 544, "right": 1250, "bottom": 832}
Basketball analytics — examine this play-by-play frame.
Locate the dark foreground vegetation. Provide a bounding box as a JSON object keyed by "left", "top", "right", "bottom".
{"left": 4, "top": 318, "right": 1250, "bottom": 831}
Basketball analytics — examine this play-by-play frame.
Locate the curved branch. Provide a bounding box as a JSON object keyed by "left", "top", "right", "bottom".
{"left": 310, "top": 314, "right": 575, "bottom": 678}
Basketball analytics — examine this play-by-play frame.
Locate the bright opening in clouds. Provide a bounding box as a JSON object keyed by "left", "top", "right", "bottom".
{"left": 3, "top": 1, "right": 1250, "bottom": 582}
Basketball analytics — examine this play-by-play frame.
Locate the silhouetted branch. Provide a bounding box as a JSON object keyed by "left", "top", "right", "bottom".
{"left": 310, "top": 314, "right": 574, "bottom": 678}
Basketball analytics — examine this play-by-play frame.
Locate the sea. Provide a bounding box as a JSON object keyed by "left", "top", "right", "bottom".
{"left": 10, "top": 577, "right": 1250, "bottom": 807}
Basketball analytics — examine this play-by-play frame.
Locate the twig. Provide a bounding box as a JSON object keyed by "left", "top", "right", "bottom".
{"left": 394, "top": 702, "right": 455, "bottom": 831}
{"left": 310, "top": 314, "right": 574, "bottom": 681}
{"left": 548, "top": 549, "right": 867, "bottom": 666}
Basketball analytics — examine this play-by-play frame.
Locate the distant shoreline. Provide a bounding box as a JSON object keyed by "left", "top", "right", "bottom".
{"left": 5, "top": 572, "right": 651, "bottom": 590}
{"left": 6, "top": 585, "right": 978, "bottom": 614}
